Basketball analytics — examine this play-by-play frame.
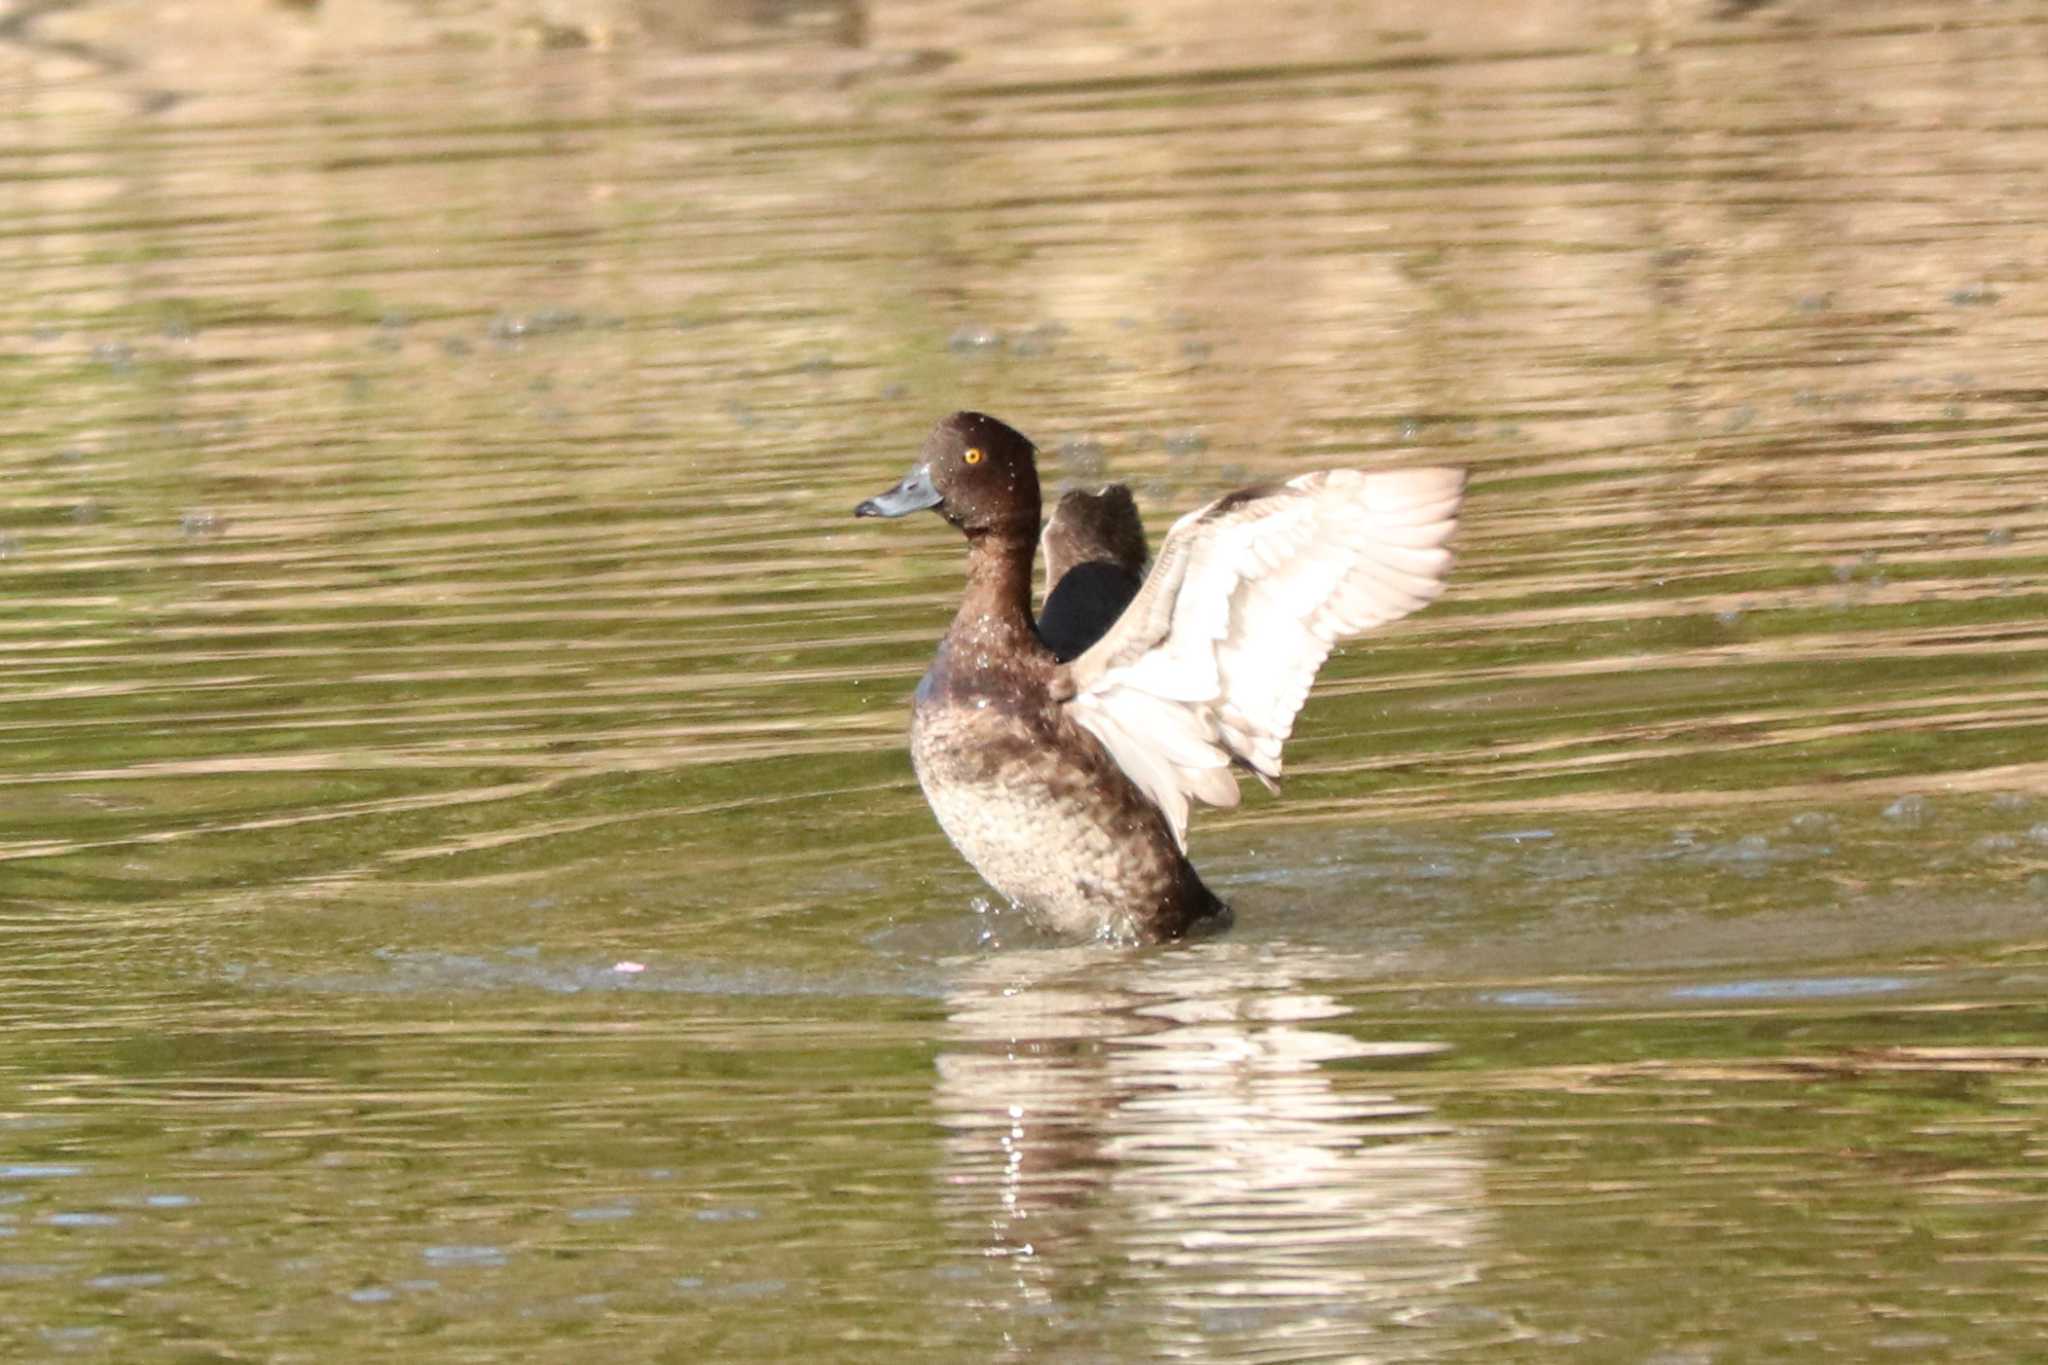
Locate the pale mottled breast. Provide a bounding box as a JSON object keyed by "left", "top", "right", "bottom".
{"left": 908, "top": 676, "right": 1193, "bottom": 941}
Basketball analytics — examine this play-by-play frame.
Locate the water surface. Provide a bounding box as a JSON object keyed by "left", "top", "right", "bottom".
{"left": 4, "top": 0, "right": 2048, "bottom": 1358}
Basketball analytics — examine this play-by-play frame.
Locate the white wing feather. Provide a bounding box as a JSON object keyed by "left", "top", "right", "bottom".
{"left": 1061, "top": 466, "right": 1463, "bottom": 850}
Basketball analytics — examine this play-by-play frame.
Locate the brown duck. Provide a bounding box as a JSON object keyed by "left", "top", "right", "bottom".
{"left": 856, "top": 411, "right": 1463, "bottom": 944}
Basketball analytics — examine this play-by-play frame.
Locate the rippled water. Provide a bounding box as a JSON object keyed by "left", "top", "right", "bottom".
{"left": 5, "top": 0, "right": 2048, "bottom": 1358}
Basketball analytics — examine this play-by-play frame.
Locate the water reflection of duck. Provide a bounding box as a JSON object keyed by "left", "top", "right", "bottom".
{"left": 856, "top": 411, "right": 1462, "bottom": 944}
{"left": 933, "top": 945, "right": 1488, "bottom": 1351}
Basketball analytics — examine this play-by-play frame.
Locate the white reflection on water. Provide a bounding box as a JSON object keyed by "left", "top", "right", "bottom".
{"left": 935, "top": 944, "right": 1502, "bottom": 1358}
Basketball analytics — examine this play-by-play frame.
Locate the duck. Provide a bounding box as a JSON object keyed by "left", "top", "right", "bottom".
{"left": 855, "top": 411, "right": 1463, "bottom": 944}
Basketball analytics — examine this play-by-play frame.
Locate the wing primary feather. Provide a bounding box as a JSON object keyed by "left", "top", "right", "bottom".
{"left": 1059, "top": 464, "right": 1463, "bottom": 844}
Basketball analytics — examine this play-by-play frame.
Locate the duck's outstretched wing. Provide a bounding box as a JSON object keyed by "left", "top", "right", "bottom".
{"left": 1056, "top": 467, "right": 1464, "bottom": 848}
{"left": 1041, "top": 485, "right": 1148, "bottom": 588}
{"left": 1037, "top": 562, "right": 1142, "bottom": 663}
{"left": 1035, "top": 486, "right": 1149, "bottom": 662}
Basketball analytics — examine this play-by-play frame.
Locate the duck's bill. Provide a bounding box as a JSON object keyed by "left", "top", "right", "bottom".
{"left": 853, "top": 463, "right": 941, "bottom": 518}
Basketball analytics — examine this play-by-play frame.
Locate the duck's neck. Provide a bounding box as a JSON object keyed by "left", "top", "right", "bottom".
{"left": 949, "top": 528, "right": 1041, "bottom": 654}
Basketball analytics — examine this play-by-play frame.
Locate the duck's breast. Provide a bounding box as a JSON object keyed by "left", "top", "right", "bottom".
{"left": 909, "top": 660, "right": 1188, "bottom": 939}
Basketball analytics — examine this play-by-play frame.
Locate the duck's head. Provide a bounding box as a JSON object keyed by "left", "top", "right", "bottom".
{"left": 854, "top": 411, "right": 1041, "bottom": 537}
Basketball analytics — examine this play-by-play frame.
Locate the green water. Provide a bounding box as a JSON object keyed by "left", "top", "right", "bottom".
{"left": 4, "top": 0, "right": 2048, "bottom": 1359}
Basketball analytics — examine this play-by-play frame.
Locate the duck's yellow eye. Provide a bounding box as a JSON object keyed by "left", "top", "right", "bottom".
{"left": 963, "top": 447, "right": 984, "bottom": 465}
